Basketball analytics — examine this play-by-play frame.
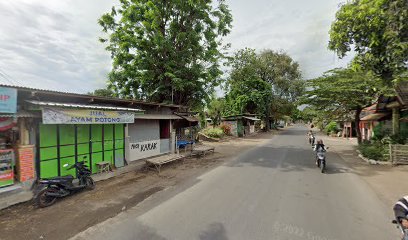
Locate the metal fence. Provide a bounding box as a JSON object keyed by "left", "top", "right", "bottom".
{"left": 389, "top": 144, "right": 408, "bottom": 165}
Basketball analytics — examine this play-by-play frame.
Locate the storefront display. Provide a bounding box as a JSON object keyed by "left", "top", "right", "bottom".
{"left": 0, "top": 149, "right": 14, "bottom": 187}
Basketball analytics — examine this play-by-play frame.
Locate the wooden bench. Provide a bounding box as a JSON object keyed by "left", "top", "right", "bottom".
{"left": 96, "top": 161, "right": 111, "bottom": 174}
{"left": 192, "top": 145, "right": 215, "bottom": 157}
{"left": 145, "top": 154, "right": 186, "bottom": 173}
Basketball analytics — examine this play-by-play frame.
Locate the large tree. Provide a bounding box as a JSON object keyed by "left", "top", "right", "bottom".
{"left": 225, "top": 49, "right": 272, "bottom": 119}
{"left": 99, "top": 0, "right": 233, "bottom": 106}
{"left": 257, "top": 50, "right": 304, "bottom": 122}
{"left": 225, "top": 48, "right": 304, "bottom": 129}
{"left": 303, "top": 68, "right": 384, "bottom": 143}
{"left": 329, "top": 0, "right": 408, "bottom": 83}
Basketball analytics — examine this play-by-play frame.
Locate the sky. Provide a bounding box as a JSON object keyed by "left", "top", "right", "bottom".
{"left": 0, "top": 0, "right": 354, "bottom": 94}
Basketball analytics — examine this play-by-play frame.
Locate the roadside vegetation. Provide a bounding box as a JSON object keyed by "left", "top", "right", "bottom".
{"left": 300, "top": 0, "right": 407, "bottom": 162}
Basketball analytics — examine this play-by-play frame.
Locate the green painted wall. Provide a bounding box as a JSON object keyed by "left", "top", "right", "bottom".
{"left": 39, "top": 124, "right": 125, "bottom": 178}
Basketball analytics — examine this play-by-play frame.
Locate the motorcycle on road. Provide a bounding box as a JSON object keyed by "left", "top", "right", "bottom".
{"left": 392, "top": 219, "right": 408, "bottom": 240}
{"left": 316, "top": 149, "right": 327, "bottom": 173}
{"left": 34, "top": 157, "right": 95, "bottom": 207}
{"left": 309, "top": 134, "right": 315, "bottom": 146}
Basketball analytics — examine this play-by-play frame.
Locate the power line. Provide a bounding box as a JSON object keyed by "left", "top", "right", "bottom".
{"left": 0, "top": 67, "right": 24, "bottom": 86}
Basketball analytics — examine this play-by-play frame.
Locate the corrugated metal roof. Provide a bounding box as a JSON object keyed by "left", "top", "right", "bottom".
{"left": 360, "top": 113, "right": 389, "bottom": 121}
{"left": 26, "top": 100, "right": 144, "bottom": 112}
{"left": 243, "top": 116, "right": 261, "bottom": 121}
{"left": 179, "top": 116, "right": 199, "bottom": 122}
{"left": 0, "top": 83, "right": 183, "bottom": 108}
{"left": 0, "top": 110, "right": 40, "bottom": 118}
{"left": 134, "top": 114, "right": 182, "bottom": 120}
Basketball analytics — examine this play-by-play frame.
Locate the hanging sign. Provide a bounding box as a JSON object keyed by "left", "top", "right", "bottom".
{"left": 129, "top": 140, "right": 161, "bottom": 161}
{"left": 42, "top": 107, "right": 135, "bottom": 124}
{"left": 0, "top": 87, "right": 17, "bottom": 113}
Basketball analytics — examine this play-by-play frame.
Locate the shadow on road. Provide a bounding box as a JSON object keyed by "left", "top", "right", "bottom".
{"left": 225, "top": 144, "right": 351, "bottom": 176}
{"left": 199, "top": 222, "right": 229, "bottom": 240}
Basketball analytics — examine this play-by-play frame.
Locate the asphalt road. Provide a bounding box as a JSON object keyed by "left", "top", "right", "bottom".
{"left": 71, "top": 125, "right": 399, "bottom": 240}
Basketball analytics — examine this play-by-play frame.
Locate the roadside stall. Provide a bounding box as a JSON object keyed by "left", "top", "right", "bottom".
{"left": 0, "top": 87, "right": 17, "bottom": 187}
{"left": 128, "top": 114, "right": 182, "bottom": 161}
{"left": 27, "top": 100, "right": 142, "bottom": 178}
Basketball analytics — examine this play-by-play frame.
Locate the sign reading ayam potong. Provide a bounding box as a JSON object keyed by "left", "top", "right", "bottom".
{"left": 129, "top": 140, "right": 160, "bottom": 161}
{"left": 42, "top": 107, "right": 135, "bottom": 124}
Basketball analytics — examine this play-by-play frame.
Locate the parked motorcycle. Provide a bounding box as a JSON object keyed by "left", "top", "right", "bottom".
{"left": 34, "top": 157, "right": 95, "bottom": 208}
{"left": 392, "top": 219, "right": 408, "bottom": 240}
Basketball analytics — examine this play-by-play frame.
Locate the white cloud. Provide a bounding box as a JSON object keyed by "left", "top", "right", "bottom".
{"left": 0, "top": 0, "right": 353, "bottom": 95}
{"left": 224, "top": 0, "right": 354, "bottom": 79}
{"left": 0, "top": 0, "right": 116, "bottom": 93}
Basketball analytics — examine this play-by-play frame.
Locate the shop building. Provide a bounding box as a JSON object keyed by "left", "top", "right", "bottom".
{"left": 0, "top": 84, "right": 190, "bottom": 185}
{"left": 222, "top": 114, "right": 261, "bottom": 137}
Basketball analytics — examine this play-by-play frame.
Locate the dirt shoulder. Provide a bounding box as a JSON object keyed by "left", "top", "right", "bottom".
{"left": 321, "top": 134, "right": 408, "bottom": 208}
{"left": 0, "top": 131, "right": 278, "bottom": 240}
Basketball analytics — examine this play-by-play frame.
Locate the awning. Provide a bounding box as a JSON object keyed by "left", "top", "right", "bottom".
{"left": 243, "top": 116, "right": 261, "bottom": 121}
{"left": 134, "top": 114, "right": 182, "bottom": 120}
{"left": 360, "top": 113, "right": 390, "bottom": 121}
{"left": 180, "top": 116, "right": 199, "bottom": 122}
{"left": 26, "top": 100, "right": 143, "bottom": 112}
{"left": 0, "top": 110, "right": 40, "bottom": 118}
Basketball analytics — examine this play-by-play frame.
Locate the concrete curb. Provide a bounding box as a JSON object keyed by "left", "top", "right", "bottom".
{"left": 356, "top": 150, "right": 391, "bottom": 165}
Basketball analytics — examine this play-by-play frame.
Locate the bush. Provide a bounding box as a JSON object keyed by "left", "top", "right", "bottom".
{"left": 219, "top": 123, "right": 232, "bottom": 136}
{"left": 202, "top": 128, "right": 224, "bottom": 138}
{"left": 324, "top": 121, "right": 338, "bottom": 134}
{"left": 358, "top": 143, "right": 387, "bottom": 161}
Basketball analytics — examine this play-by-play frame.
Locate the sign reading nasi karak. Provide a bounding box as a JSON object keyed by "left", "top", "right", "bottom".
{"left": 129, "top": 140, "right": 161, "bottom": 161}
{"left": 0, "top": 87, "right": 17, "bottom": 113}
{"left": 42, "top": 107, "right": 135, "bottom": 124}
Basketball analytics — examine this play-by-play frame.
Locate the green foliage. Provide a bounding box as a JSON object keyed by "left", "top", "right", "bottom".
{"left": 88, "top": 88, "right": 115, "bottom": 98}
{"left": 99, "top": 0, "right": 233, "bottom": 106}
{"left": 302, "top": 68, "right": 385, "bottom": 143}
{"left": 225, "top": 48, "right": 304, "bottom": 128}
{"left": 329, "top": 0, "right": 408, "bottom": 83}
{"left": 202, "top": 127, "right": 224, "bottom": 138}
{"left": 372, "top": 122, "right": 391, "bottom": 141}
{"left": 358, "top": 142, "right": 387, "bottom": 161}
{"left": 324, "top": 121, "right": 338, "bottom": 134}
{"left": 219, "top": 123, "right": 232, "bottom": 136}
{"left": 207, "top": 98, "right": 226, "bottom": 126}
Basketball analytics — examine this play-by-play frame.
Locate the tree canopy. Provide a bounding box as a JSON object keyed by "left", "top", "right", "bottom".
{"left": 88, "top": 88, "right": 115, "bottom": 98}
{"left": 329, "top": 0, "right": 408, "bottom": 83}
{"left": 302, "top": 68, "right": 385, "bottom": 143}
{"left": 99, "top": 0, "right": 233, "bottom": 107}
{"left": 224, "top": 48, "right": 304, "bottom": 129}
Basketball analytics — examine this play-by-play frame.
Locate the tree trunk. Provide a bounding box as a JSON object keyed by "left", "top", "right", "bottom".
{"left": 265, "top": 109, "right": 271, "bottom": 131}
{"left": 355, "top": 106, "right": 362, "bottom": 145}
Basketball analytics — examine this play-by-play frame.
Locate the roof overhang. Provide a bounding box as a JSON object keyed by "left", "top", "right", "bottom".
{"left": 26, "top": 100, "right": 144, "bottom": 112}
{"left": 134, "top": 114, "right": 182, "bottom": 120}
{"left": 360, "top": 113, "right": 390, "bottom": 121}
{"left": 0, "top": 110, "right": 41, "bottom": 118}
{"left": 243, "top": 116, "right": 261, "bottom": 121}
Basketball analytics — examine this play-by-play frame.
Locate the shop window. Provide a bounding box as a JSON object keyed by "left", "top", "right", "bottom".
{"left": 160, "top": 120, "right": 170, "bottom": 139}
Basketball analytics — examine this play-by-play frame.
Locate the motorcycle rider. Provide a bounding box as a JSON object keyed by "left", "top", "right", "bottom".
{"left": 393, "top": 196, "right": 408, "bottom": 237}
{"left": 314, "top": 139, "right": 326, "bottom": 166}
{"left": 307, "top": 130, "right": 315, "bottom": 145}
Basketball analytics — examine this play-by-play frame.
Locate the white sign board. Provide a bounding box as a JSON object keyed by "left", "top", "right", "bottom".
{"left": 129, "top": 140, "right": 161, "bottom": 161}
{"left": 42, "top": 108, "right": 135, "bottom": 124}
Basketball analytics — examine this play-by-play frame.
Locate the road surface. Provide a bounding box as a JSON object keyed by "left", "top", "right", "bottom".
{"left": 71, "top": 125, "right": 398, "bottom": 240}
